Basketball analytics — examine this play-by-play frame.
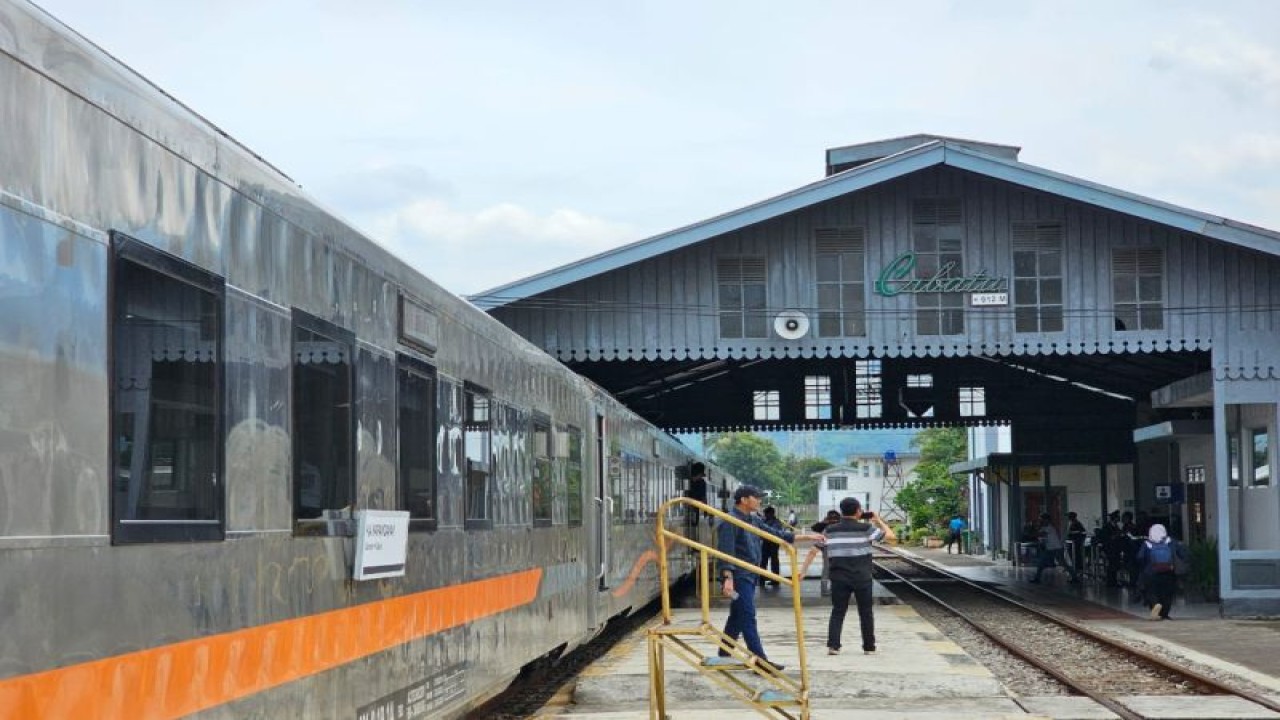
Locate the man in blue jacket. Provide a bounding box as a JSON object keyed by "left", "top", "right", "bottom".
{"left": 717, "top": 485, "right": 822, "bottom": 672}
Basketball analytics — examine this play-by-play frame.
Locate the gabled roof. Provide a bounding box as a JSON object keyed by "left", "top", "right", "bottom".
{"left": 825, "top": 133, "right": 1020, "bottom": 172}
{"left": 811, "top": 465, "right": 857, "bottom": 478}
{"left": 470, "top": 139, "right": 1280, "bottom": 309}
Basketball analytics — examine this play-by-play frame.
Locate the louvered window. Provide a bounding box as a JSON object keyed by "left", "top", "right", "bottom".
{"left": 1013, "top": 222, "right": 1065, "bottom": 333}
{"left": 1112, "top": 247, "right": 1164, "bottom": 331}
{"left": 815, "top": 227, "right": 867, "bottom": 337}
{"left": 912, "top": 198, "right": 965, "bottom": 335}
{"left": 717, "top": 256, "right": 768, "bottom": 338}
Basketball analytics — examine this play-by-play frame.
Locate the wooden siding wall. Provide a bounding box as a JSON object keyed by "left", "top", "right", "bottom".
{"left": 494, "top": 166, "right": 1280, "bottom": 378}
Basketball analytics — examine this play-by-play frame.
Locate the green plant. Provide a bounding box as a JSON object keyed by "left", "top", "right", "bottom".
{"left": 1186, "top": 536, "right": 1219, "bottom": 601}
{"left": 894, "top": 428, "right": 968, "bottom": 529}
{"left": 908, "top": 527, "right": 933, "bottom": 546}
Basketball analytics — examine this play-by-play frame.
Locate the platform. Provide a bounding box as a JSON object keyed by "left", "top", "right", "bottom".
{"left": 541, "top": 548, "right": 1280, "bottom": 719}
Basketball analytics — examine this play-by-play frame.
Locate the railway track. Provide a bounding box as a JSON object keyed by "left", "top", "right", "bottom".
{"left": 465, "top": 591, "right": 674, "bottom": 720}
{"left": 873, "top": 548, "right": 1280, "bottom": 720}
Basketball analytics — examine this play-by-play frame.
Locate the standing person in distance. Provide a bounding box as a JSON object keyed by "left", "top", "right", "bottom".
{"left": 758, "top": 506, "right": 783, "bottom": 586}
{"left": 1066, "top": 511, "right": 1088, "bottom": 575}
{"left": 824, "top": 497, "right": 897, "bottom": 655}
{"left": 812, "top": 509, "right": 842, "bottom": 534}
{"left": 717, "top": 486, "right": 823, "bottom": 672}
{"left": 1030, "top": 512, "right": 1080, "bottom": 584}
{"left": 806, "top": 509, "right": 844, "bottom": 593}
{"left": 944, "top": 514, "right": 967, "bottom": 554}
{"left": 786, "top": 508, "right": 798, "bottom": 528}
{"left": 1121, "top": 511, "right": 1142, "bottom": 589}
{"left": 1099, "top": 510, "right": 1126, "bottom": 587}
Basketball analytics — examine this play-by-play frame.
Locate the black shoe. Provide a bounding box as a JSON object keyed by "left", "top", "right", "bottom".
{"left": 718, "top": 649, "right": 731, "bottom": 658}
{"left": 1028, "top": 578, "right": 1040, "bottom": 584}
{"left": 750, "top": 658, "right": 784, "bottom": 673}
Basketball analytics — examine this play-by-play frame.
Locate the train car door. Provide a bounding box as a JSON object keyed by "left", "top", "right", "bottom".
{"left": 593, "top": 412, "right": 611, "bottom": 591}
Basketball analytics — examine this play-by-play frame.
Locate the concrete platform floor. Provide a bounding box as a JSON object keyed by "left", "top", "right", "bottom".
{"left": 539, "top": 548, "right": 1280, "bottom": 719}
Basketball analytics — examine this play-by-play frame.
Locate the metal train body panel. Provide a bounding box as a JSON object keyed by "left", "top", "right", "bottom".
{"left": 0, "top": 3, "right": 733, "bottom": 717}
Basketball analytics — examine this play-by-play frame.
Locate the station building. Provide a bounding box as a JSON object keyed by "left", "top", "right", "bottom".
{"left": 472, "top": 135, "right": 1280, "bottom": 615}
{"left": 812, "top": 452, "right": 920, "bottom": 524}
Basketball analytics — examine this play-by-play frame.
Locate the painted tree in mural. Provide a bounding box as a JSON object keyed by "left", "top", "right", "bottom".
{"left": 894, "top": 427, "right": 968, "bottom": 531}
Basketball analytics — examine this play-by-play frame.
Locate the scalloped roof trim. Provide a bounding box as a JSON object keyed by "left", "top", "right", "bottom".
{"left": 556, "top": 337, "right": 1214, "bottom": 362}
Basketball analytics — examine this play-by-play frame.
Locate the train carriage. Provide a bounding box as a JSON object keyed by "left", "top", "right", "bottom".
{"left": 0, "top": 2, "right": 733, "bottom": 718}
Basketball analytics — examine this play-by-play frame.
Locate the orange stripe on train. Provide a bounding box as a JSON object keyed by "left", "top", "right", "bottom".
{"left": 611, "top": 549, "right": 659, "bottom": 598}
{"left": 0, "top": 568, "right": 542, "bottom": 720}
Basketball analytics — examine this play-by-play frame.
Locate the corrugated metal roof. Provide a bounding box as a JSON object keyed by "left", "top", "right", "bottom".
{"left": 470, "top": 139, "right": 1280, "bottom": 309}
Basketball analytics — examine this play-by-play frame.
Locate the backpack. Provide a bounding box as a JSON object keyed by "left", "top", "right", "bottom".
{"left": 1147, "top": 540, "right": 1174, "bottom": 573}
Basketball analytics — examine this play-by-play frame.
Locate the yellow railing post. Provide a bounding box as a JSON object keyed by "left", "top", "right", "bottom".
{"left": 650, "top": 497, "right": 813, "bottom": 718}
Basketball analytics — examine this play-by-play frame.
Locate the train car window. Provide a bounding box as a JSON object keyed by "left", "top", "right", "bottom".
{"left": 110, "top": 235, "right": 225, "bottom": 543}
{"left": 437, "top": 379, "right": 466, "bottom": 525}
{"left": 464, "top": 383, "right": 492, "bottom": 529}
{"left": 292, "top": 311, "right": 355, "bottom": 535}
{"left": 626, "top": 455, "right": 644, "bottom": 523}
{"left": 566, "top": 426, "right": 583, "bottom": 527}
{"left": 496, "top": 403, "right": 525, "bottom": 526}
{"left": 531, "top": 416, "right": 553, "bottom": 527}
{"left": 396, "top": 354, "right": 437, "bottom": 530}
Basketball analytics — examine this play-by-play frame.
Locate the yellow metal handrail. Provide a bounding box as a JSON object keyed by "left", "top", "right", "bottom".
{"left": 649, "top": 497, "right": 812, "bottom": 719}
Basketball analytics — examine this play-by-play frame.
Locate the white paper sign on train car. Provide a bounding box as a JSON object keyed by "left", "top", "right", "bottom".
{"left": 354, "top": 510, "right": 411, "bottom": 580}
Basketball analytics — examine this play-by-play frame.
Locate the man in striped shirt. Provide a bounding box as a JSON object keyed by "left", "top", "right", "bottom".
{"left": 823, "top": 496, "right": 897, "bottom": 655}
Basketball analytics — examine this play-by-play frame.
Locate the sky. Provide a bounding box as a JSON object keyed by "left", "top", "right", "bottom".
{"left": 33, "top": 1, "right": 1280, "bottom": 298}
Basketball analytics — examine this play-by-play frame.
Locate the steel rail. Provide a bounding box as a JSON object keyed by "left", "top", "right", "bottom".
{"left": 875, "top": 548, "right": 1280, "bottom": 718}
{"left": 872, "top": 559, "right": 1146, "bottom": 720}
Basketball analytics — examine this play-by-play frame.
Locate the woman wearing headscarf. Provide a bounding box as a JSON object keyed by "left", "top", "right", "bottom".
{"left": 1135, "top": 523, "right": 1185, "bottom": 620}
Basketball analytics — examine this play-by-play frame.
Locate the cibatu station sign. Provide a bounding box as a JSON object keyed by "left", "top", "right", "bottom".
{"left": 873, "top": 252, "right": 1009, "bottom": 306}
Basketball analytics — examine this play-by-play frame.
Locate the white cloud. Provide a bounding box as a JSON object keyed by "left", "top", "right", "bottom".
{"left": 363, "top": 198, "right": 637, "bottom": 296}
{"left": 1150, "top": 17, "right": 1280, "bottom": 106}
{"left": 33, "top": 0, "right": 1280, "bottom": 272}
{"left": 1177, "top": 133, "right": 1280, "bottom": 179}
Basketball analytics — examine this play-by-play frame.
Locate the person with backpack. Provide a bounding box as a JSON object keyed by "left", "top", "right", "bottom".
{"left": 1136, "top": 523, "right": 1187, "bottom": 620}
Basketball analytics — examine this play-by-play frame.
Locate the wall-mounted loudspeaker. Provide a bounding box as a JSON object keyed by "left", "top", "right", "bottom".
{"left": 773, "top": 310, "right": 810, "bottom": 340}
